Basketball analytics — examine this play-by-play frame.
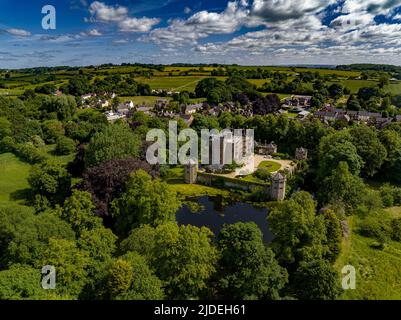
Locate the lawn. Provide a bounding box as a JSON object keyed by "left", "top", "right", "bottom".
{"left": 0, "top": 146, "right": 76, "bottom": 210}
{"left": 164, "top": 167, "right": 230, "bottom": 198}
{"left": 258, "top": 161, "right": 282, "bottom": 173}
{"left": 336, "top": 211, "right": 401, "bottom": 300}
{"left": 0, "top": 153, "right": 32, "bottom": 209}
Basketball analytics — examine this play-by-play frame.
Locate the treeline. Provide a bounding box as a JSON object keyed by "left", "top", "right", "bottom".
{"left": 59, "top": 75, "right": 152, "bottom": 97}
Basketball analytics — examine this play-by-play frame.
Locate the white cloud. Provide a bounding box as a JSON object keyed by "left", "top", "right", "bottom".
{"left": 88, "top": 1, "right": 160, "bottom": 32}
{"left": 118, "top": 17, "right": 160, "bottom": 32}
{"left": 146, "top": 1, "right": 255, "bottom": 46}
{"left": 81, "top": 29, "right": 103, "bottom": 36}
{"left": 6, "top": 28, "right": 31, "bottom": 37}
{"left": 89, "top": 1, "right": 128, "bottom": 22}
{"left": 251, "top": 0, "right": 334, "bottom": 21}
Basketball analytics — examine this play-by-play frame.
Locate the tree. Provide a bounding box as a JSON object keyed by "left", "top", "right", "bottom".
{"left": 328, "top": 83, "right": 344, "bottom": 99}
{"left": 38, "top": 238, "right": 89, "bottom": 298}
{"left": 120, "top": 224, "right": 156, "bottom": 261}
{"left": 0, "top": 208, "right": 75, "bottom": 267}
{"left": 0, "top": 117, "right": 12, "bottom": 139}
{"left": 0, "top": 264, "right": 47, "bottom": 300}
{"left": 42, "top": 120, "right": 65, "bottom": 144}
{"left": 152, "top": 223, "right": 218, "bottom": 299}
{"left": 55, "top": 136, "right": 76, "bottom": 156}
{"left": 379, "top": 129, "right": 401, "bottom": 183}
{"left": 318, "top": 132, "right": 364, "bottom": 177}
{"left": 84, "top": 123, "right": 141, "bottom": 168}
{"left": 320, "top": 162, "right": 366, "bottom": 209}
{"left": 28, "top": 160, "right": 71, "bottom": 205}
{"left": 107, "top": 259, "right": 133, "bottom": 298}
{"left": 80, "top": 158, "right": 157, "bottom": 216}
{"left": 322, "top": 210, "right": 342, "bottom": 262}
{"left": 112, "top": 170, "right": 181, "bottom": 234}
{"left": 378, "top": 74, "right": 390, "bottom": 89}
{"left": 217, "top": 222, "right": 288, "bottom": 300}
{"left": 77, "top": 226, "right": 118, "bottom": 299}
{"left": 268, "top": 192, "right": 327, "bottom": 267}
{"left": 108, "top": 252, "right": 164, "bottom": 300}
{"left": 349, "top": 125, "right": 387, "bottom": 177}
{"left": 292, "top": 259, "right": 341, "bottom": 300}
{"left": 60, "top": 190, "right": 102, "bottom": 235}
{"left": 41, "top": 95, "right": 77, "bottom": 121}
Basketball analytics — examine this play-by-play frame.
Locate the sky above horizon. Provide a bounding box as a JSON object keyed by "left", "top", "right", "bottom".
{"left": 3, "top": 0, "right": 401, "bottom": 68}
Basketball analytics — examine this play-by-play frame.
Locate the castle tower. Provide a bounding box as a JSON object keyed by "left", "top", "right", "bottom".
{"left": 295, "top": 147, "right": 308, "bottom": 160}
{"left": 271, "top": 172, "right": 286, "bottom": 201}
{"left": 184, "top": 161, "right": 198, "bottom": 184}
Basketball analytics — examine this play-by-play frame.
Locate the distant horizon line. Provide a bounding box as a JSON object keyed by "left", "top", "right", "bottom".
{"left": 2, "top": 62, "right": 396, "bottom": 71}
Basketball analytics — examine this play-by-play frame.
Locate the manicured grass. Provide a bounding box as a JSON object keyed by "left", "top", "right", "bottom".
{"left": 164, "top": 167, "right": 230, "bottom": 198}
{"left": 258, "top": 161, "right": 282, "bottom": 173}
{"left": 0, "top": 145, "right": 75, "bottom": 210}
{"left": 336, "top": 212, "right": 401, "bottom": 300}
{"left": 0, "top": 153, "right": 32, "bottom": 209}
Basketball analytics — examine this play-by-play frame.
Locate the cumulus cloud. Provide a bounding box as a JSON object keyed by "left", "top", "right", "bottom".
{"left": 81, "top": 29, "right": 103, "bottom": 36}
{"left": 5, "top": 28, "right": 31, "bottom": 37}
{"left": 88, "top": 1, "right": 160, "bottom": 32}
{"left": 251, "top": 0, "right": 334, "bottom": 21}
{"left": 145, "top": 1, "right": 255, "bottom": 46}
{"left": 89, "top": 1, "right": 128, "bottom": 22}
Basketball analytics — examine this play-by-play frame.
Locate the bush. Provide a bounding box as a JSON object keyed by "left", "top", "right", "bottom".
{"left": 14, "top": 143, "right": 48, "bottom": 164}
{"left": 358, "top": 214, "right": 392, "bottom": 245}
{"left": 391, "top": 218, "right": 401, "bottom": 242}
{"left": 254, "top": 168, "right": 271, "bottom": 182}
{"left": 0, "top": 136, "right": 15, "bottom": 154}
{"left": 55, "top": 136, "right": 76, "bottom": 155}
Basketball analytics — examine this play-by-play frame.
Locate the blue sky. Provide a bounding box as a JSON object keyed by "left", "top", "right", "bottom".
{"left": 2, "top": 0, "right": 401, "bottom": 68}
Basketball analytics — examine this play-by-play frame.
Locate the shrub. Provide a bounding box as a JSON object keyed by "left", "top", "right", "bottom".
{"left": 0, "top": 136, "right": 15, "bottom": 154}
{"left": 358, "top": 214, "right": 392, "bottom": 246}
{"left": 391, "top": 218, "right": 401, "bottom": 242}
{"left": 55, "top": 136, "right": 76, "bottom": 155}
{"left": 15, "top": 143, "right": 48, "bottom": 164}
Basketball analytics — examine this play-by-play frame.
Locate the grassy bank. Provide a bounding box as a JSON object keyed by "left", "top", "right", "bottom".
{"left": 336, "top": 209, "right": 401, "bottom": 300}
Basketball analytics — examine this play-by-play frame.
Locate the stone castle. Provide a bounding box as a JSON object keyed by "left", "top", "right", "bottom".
{"left": 184, "top": 163, "right": 287, "bottom": 201}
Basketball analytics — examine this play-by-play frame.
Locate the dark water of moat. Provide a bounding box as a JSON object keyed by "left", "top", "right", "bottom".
{"left": 176, "top": 196, "right": 273, "bottom": 243}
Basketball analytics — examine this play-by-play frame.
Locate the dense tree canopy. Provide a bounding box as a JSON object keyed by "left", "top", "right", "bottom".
{"left": 84, "top": 123, "right": 141, "bottom": 168}
{"left": 112, "top": 170, "right": 181, "bottom": 234}
{"left": 217, "top": 222, "right": 288, "bottom": 300}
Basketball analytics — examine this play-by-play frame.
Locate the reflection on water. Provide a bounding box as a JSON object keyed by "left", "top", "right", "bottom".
{"left": 176, "top": 196, "right": 273, "bottom": 243}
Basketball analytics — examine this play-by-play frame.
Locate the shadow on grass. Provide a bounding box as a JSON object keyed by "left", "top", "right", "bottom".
{"left": 9, "top": 188, "right": 33, "bottom": 204}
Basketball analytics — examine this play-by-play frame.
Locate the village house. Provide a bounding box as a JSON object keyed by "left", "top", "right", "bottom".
{"left": 105, "top": 111, "right": 125, "bottom": 122}
{"left": 184, "top": 103, "right": 203, "bottom": 115}
{"left": 136, "top": 106, "right": 155, "bottom": 116}
{"left": 285, "top": 95, "right": 312, "bottom": 108}
{"left": 97, "top": 99, "right": 110, "bottom": 108}
{"left": 116, "top": 101, "right": 134, "bottom": 117}
{"left": 297, "top": 110, "right": 311, "bottom": 120}
{"left": 81, "top": 93, "right": 96, "bottom": 101}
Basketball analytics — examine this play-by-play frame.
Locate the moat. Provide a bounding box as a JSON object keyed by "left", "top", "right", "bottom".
{"left": 176, "top": 196, "right": 273, "bottom": 243}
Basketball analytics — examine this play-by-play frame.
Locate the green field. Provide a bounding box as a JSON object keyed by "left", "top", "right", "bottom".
{"left": 135, "top": 76, "right": 208, "bottom": 91}
{"left": 336, "top": 210, "right": 401, "bottom": 300}
{"left": 0, "top": 146, "right": 75, "bottom": 210}
{"left": 0, "top": 153, "right": 31, "bottom": 209}
{"left": 121, "top": 96, "right": 172, "bottom": 105}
